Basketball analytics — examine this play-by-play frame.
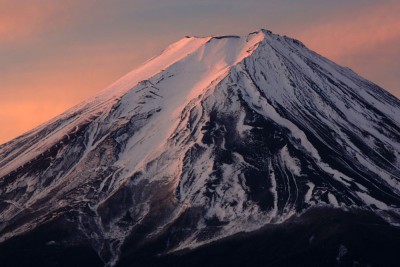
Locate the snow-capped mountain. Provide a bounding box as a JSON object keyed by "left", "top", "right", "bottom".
{"left": 1, "top": 29, "right": 400, "bottom": 267}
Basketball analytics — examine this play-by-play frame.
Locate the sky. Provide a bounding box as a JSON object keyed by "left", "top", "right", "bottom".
{"left": 0, "top": 0, "right": 399, "bottom": 145}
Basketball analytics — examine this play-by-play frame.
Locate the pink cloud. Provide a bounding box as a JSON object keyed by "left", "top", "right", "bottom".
{"left": 291, "top": 1, "right": 400, "bottom": 97}
{"left": 296, "top": 1, "right": 400, "bottom": 60}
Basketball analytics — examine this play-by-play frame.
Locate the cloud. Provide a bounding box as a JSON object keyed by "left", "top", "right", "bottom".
{"left": 0, "top": 100, "right": 70, "bottom": 145}
{"left": 293, "top": 1, "right": 400, "bottom": 97}
{"left": 0, "top": 2, "right": 56, "bottom": 41}
{"left": 0, "top": 39, "right": 160, "bottom": 145}
{"left": 0, "top": 0, "right": 98, "bottom": 43}
{"left": 1, "top": 0, "right": 399, "bottom": 145}
{"left": 296, "top": 1, "right": 400, "bottom": 60}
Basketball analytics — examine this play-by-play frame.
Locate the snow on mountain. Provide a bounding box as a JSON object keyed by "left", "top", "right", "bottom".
{"left": 0, "top": 29, "right": 400, "bottom": 266}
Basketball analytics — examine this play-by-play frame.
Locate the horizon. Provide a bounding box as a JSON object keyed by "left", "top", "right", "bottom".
{"left": 1, "top": 0, "right": 399, "bottom": 145}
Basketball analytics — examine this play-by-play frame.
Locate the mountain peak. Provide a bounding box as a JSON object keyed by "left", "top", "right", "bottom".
{"left": 184, "top": 28, "right": 273, "bottom": 39}
{"left": 1, "top": 29, "right": 400, "bottom": 266}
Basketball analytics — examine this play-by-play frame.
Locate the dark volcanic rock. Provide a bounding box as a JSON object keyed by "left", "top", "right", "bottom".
{"left": 116, "top": 208, "right": 400, "bottom": 267}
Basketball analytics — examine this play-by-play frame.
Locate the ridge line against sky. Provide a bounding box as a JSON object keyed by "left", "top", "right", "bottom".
{"left": 0, "top": 0, "right": 399, "bottom": 145}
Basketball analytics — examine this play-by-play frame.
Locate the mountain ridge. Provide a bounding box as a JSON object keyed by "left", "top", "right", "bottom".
{"left": 1, "top": 29, "right": 399, "bottom": 266}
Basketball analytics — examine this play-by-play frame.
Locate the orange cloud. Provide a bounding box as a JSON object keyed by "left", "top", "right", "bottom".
{"left": 0, "top": 4, "right": 50, "bottom": 41}
{"left": 0, "top": 40, "right": 159, "bottom": 144}
{"left": 0, "top": 101, "right": 71, "bottom": 145}
{"left": 1, "top": 1, "right": 399, "bottom": 145}
{"left": 0, "top": 0, "right": 89, "bottom": 43}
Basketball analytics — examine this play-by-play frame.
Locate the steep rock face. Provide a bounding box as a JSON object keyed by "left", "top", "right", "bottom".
{"left": 0, "top": 29, "right": 399, "bottom": 266}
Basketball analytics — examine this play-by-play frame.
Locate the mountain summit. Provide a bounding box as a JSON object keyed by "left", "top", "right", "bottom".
{"left": 1, "top": 29, "right": 400, "bottom": 266}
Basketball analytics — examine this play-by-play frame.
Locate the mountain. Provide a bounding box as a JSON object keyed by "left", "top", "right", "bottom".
{"left": 1, "top": 29, "right": 400, "bottom": 267}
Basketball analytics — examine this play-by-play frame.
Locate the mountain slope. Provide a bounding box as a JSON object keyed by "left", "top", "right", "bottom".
{"left": 1, "top": 29, "right": 400, "bottom": 266}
